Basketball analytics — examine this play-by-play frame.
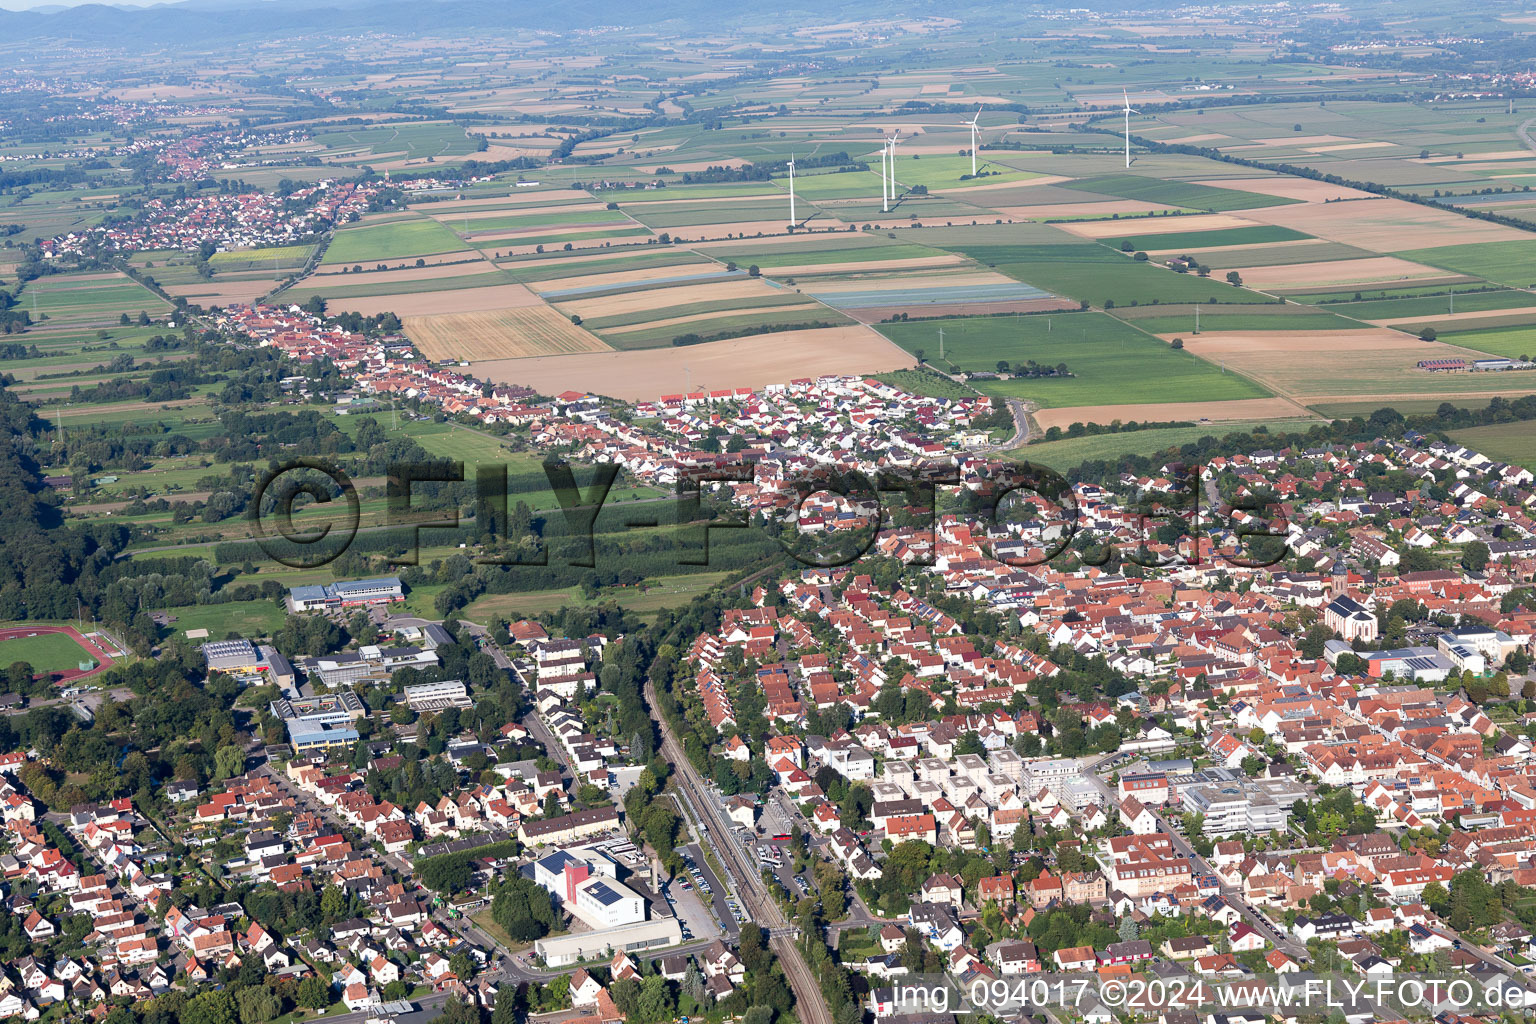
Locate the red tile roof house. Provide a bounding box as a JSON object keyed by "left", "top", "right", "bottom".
{"left": 1053, "top": 945, "right": 1097, "bottom": 971}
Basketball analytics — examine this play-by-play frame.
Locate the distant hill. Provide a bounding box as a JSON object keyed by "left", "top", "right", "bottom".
{"left": 0, "top": 0, "right": 924, "bottom": 41}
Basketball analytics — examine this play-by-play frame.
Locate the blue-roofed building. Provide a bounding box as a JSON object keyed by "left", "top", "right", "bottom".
{"left": 288, "top": 576, "right": 403, "bottom": 612}
{"left": 286, "top": 719, "right": 359, "bottom": 754}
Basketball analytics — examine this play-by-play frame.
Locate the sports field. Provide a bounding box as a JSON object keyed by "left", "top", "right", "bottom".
{"left": 0, "top": 627, "right": 101, "bottom": 676}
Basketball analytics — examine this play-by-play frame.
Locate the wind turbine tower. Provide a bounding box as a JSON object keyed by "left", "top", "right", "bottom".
{"left": 1122, "top": 89, "right": 1138, "bottom": 169}
{"left": 787, "top": 154, "right": 796, "bottom": 225}
{"left": 968, "top": 105, "right": 983, "bottom": 176}
{"left": 887, "top": 130, "right": 902, "bottom": 201}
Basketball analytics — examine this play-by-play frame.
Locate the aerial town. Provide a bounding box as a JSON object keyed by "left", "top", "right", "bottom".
{"left": 12, "top": 3, "right": 1536, "bottom": 1024}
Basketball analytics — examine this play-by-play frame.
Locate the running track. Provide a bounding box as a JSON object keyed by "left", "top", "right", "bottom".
{"left": 0, "top": 625, "right": 118, "bottom": 684}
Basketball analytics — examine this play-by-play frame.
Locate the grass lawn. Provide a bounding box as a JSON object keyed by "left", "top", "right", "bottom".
{"left": 0, "top": 631, "right": 96, "bottom": 672}
{"left": 149, "top": 600, "right": 290, "bottom": 639}
{"left": 462, "top": 571, "right": 735, "bottom": 620}
{"left": 877, "top": 312, "right": 1268, "bottom": 407}
{"left": 471, "top": 908, "right": 525, "bottom": 951}
{"left": 322, "top": 216, "right": 471, "bottom": 265}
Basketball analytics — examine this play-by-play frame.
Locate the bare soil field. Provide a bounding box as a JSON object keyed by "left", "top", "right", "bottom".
{"left": 327, "top": 282, "right": 543, "bottom": 317}
{"left": 1240, "top": 197, "right": 1533, "bottom": 251}
{"left": 1234, "top": 256, "right": 1456, "bottom": 289}
{"left": 1032, "top": 397, "right": 1312, "bottom": 430}
{"left": 406, "top": 307, "right": 611, "bottom": 361}
{"left": 557, "top": 278, "right": 790, "bottom": 319}
{"left": 1057, "top": 213, "right": 1259, "bottom": 239}
{"left": 1172, "top": 328, "right": 1505, "bottom": 398}
{"left": 472, "top": 324, "right": 912, "bottom": 400}
{"left": 1193, "top": 178, "right": 1379, "bottom": 202}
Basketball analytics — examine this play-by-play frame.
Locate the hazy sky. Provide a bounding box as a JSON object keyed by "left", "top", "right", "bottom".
{"left": 0, "top": 0, "right": 169, "bottom": 10}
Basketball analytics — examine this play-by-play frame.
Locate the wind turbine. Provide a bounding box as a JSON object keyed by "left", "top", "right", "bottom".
{"left": 885, "top": 130, "right": 903, "bottom": 205}
{"left": 880, "top": 132, "right": 900, "bottom": 213}
{"left": 1122, "top": 89, "right": 1138, "bottom": 169}
{"left": 968, "top": 105, "right": 983, "bottom": 176}
{"left": 787, "top": 153, "right": 796, "bottom": 226}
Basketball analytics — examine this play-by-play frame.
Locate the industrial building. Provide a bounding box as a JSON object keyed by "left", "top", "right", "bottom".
{"left": 534, "top": 918, "right": 681, "bottom": 967}
{"left": 287, "top": 576, "right": 404, "bottom": 612}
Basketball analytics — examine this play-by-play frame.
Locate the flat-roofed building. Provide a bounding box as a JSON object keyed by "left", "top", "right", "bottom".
{"left": 308, "top": 645, "right": 438, "bottom": 686}
{"left": 271, "top": 690, "right": 364, "bottom": 727}
{"left": 288, "top": 577, "right": 403, "bottom": 612}
{"left": 202, "top": 639, "right": 262, "bottom": 673}
{"left": 403, "top": 679, "right": 472, "bottom": 711}
{"left": 287, "top": 720, "right": 360, "bottom": 754}
{"left": 534, "top": 918, "right": 681, "bottom": 967}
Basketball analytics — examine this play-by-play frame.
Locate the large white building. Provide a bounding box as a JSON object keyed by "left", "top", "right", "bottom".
{"left": 403, "top": 679, "right": 472, "bottom": 711}
{"left": 528, "top": 848, "right": 645, "bottom": 930}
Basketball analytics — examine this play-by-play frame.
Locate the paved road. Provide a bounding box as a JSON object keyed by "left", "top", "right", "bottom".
{"left": 644, "top": 672, "right": 832, "bottom": 1024}
{"left": 981, "top": 398, "right": 1032, "bottom": 454}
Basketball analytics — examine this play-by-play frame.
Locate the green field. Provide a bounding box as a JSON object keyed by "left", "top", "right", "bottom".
{"left": 877, "top": 312, "right": 1267, "bottom": 407}
{"left": 322, "top": 217, "right": 471, "bottom": 264}
{"left": 450, "top": 208, "right": 630, "bottom": 232}
{"left": 148, "top": 601, "right": 290, "bottom": 639}
{"left": 1434, "top": 325, "right": 1536, "bottom": 360}
{"left": 209, "top": 244, "right": 315, "bottom": 268}
{"left": 21, "top": 272, "right": 171, "bottom": 323}
{"left": 461, "top": 571, "right": 735, "bottom": 620}
{"left": 924, "top": 238, "right": 1272, "bottom": 305}
{"left": 1322, "top": 289, "right": 1536, "bottom": 320}
{"left": 1061, "top": 174, "right": 1300, "bottom": 212}
{"left": 313, "top": 123, "right": 480, "bottom": 160}
{"left": 0, "top": 631, "right": 94, "bottom": 673}
{"left": 1101, "top": 225, "right": 1309, "bottom": 251}
{"left": 1397, "top": 240, "right": 1536, "bottom": 288}
{"left": 1014, "top": 418, "right": 1323, "bottom": 468}
{"left": 1448, "top": 422, "right": 1536, "bottom": 472}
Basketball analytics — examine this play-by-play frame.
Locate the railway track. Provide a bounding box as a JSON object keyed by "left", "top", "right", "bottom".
{"left": 644, "top": 673, "right": 832, "bottom": 1024}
